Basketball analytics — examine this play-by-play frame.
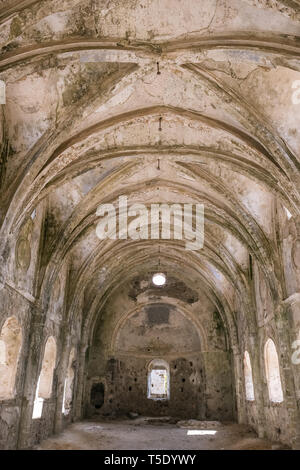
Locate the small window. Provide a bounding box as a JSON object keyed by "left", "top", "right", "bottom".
{"left": 264, "top": 338, "right": 284, "bottom": 403}
{"left": 147, "top": 359, "right": 169, "bottom": 400}
{"left": 244, "top": 351, "right": 255, "bottom": 401}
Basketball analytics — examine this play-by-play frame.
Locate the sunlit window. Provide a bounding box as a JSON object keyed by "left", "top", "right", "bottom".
{"left": 32, "top": 336, "right": 56, "bottom": 419}
{"left": 264, "top": 338, "right": 284, "bottom": 403}
{"left": 147, "top": 359, "right": 169, "bottom": 400}
{"left": 244, "top": 351, "right": 255, "bottom": 401}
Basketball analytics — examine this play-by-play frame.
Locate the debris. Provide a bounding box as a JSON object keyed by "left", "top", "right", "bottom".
{"left": 177, "top": 420, "right": 222, "bottom": 429}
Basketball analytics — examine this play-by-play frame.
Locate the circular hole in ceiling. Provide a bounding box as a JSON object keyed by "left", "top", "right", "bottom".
{"left": 152, "top": 273, "right": 166, "bottom": 286}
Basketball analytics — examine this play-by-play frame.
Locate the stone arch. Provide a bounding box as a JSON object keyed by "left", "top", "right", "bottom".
{"left": 0, "top": 316, "right": 22, "bottom": 400}
{"left": 264, "top": 338, "right": 284, "bottom": 403}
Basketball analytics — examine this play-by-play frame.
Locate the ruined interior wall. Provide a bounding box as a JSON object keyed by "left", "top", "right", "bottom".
{"left": 249, "top": 322, "right": 291, "bottom": 445}
{"left": 0, "top": 197, "right": 80, "bottom": 448}
{"left": 277, "top": 207, "right": 300, "bottom": 446}
{"left": 202, "top": 350, "right": 234, "bottom": 420}
{"left": 0, "top": 0, "right": 300, "bottom": 450}
{"left": 0, "top": 286, "right": 31, "bottom": 449}
{"left": 0, "top": 201, "right": 45, "bottom": 449}
{"left": 25, "top": 330, "right": 80, "bottom": 448}
{"left": 237, "top": 248, "right": 300, "bottom": 446}
{"left": 85, "top": 282, "right": 233, "bottom": 421}
{"left": 86, "top": 352, "right": 233, "bottom": 420}
{"left": 29, "top": 396, "right": 57, "bottom": 448}
{"left": 25, "top": 269, "right": 81, "bottom": 448}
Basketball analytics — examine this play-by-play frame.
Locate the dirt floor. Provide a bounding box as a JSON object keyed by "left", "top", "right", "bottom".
{"left": 34, "top": 417, "right": 289, "bottom": 450}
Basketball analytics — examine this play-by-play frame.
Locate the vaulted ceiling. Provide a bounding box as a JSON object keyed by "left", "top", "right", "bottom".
{"left": 0, "top": 0, "right": 299, "bottom": 346}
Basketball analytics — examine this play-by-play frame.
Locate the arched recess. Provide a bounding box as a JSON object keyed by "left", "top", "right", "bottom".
{"left": 147, "top": 359, "right": 170, "bottom": 400}
{"left": 39, "top": 336, "right": 57, "bottom": 399}
{"left": 244, "top": 351, "right": 255, "bottom": 401}
{"left": 264, "top": 338, "right": 284, "bottom": 403}
{"left": 62, "top": 348, "right": 76, "bottom": 415}
{"left": 0, "top": 316, "right": 22, "bottom": 400}
{"left": 32, "top": 336, "right": 57, "bottom": 419}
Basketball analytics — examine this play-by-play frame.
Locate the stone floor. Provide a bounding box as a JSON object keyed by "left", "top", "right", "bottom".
{"left": 34, "top": 417, "right": 289, "bottom": 450}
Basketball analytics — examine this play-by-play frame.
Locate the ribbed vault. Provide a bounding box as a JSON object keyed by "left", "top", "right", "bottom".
{"left": 0, "top": 0, "right": 300, "bottom": 449}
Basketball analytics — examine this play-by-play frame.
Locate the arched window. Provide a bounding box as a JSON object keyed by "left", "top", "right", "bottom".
{"left": 0, "top": 317, "right": 22, "bottom": 399}
{"left": 147, "top": 359, "right": 170, "bottom": 400}
{"left": 32, "top": 336, "right": 56, "bottom": 419}
{"left": 62, "top": 348, "right": 76, "bottom": 415}
{"left": 264, "top": 338, "right": 284, "bottom": 403}
{"left": 244, "top": 351, "right": 255, "bottom": 401}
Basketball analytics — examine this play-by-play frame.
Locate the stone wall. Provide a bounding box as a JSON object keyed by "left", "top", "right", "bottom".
{"left": 85, "top": 280, "right": 234, "bottom": 421}
{"left": 0, "top": 0, "right": 300, "bottom": 451}
{"left": 86, "top": 352, "right": 233, "bottom": 421}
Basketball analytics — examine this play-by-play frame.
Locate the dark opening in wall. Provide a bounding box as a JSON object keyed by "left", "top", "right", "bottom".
{"left": 249, "top": 254, "right": 253, "bottom": 280}
{"left": 90, "top": 383, "right": 105, "bottom": 409}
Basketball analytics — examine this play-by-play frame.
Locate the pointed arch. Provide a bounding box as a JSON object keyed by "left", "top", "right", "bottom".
{"left": 264, "top": 338, "right": 284, "bottom": 403}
